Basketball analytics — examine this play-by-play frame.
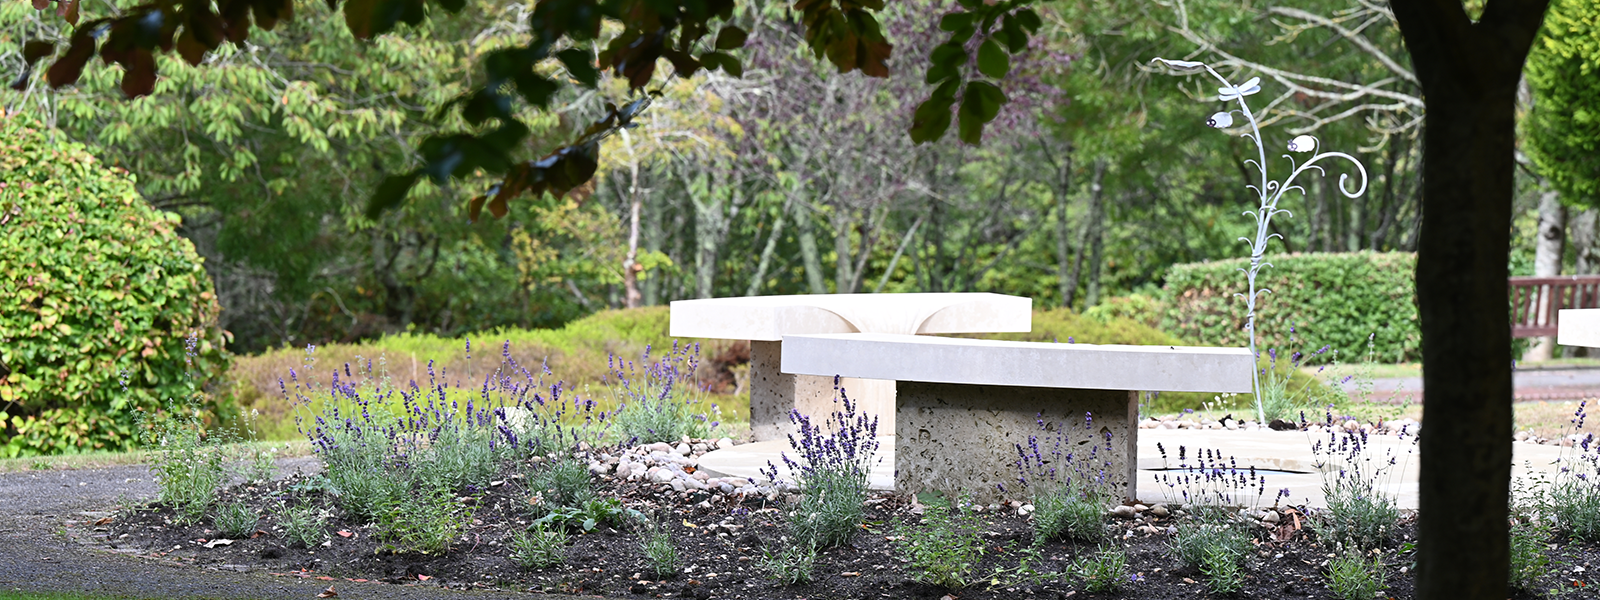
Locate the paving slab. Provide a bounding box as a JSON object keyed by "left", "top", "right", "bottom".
{"left": 698, "top": 429, "right": 1571, "bottom": 510}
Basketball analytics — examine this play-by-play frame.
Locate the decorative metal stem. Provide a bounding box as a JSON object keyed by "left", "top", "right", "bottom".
{"left": 1151, "top": 57, "right": 1369, "bottom": 424}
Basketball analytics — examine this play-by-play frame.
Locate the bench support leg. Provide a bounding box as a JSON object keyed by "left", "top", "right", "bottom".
{"left": 749, "top": 341, "right": 897, "bottom": 441}
{"left": 895, "top": 382, "right": 1138, "bottom": 505}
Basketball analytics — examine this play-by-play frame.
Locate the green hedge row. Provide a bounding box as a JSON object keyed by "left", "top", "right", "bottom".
{"left": 1160, "top": 251, "right": 1419, "bottom": 363}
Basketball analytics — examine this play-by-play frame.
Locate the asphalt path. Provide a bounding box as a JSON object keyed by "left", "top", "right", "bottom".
{"left": 0, "top": 458, "right": 579, "bottom": 600}
{"left": 1364, "top": 366, "right": 1600, "bottom": 402}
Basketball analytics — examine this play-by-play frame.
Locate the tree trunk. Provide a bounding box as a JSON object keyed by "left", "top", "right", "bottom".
{"left": 1390, "top": 3, "right": 1548, "bottom": 599}
{"left": 746, "top": 200, "right": 789, "bottom": 297}
{"left": 621, "top": 133, "right": 645, "bottom": 309}
{"left": 1574, "top": 208, "right": 1600, "bottom": 274}
{"left": 1526, "top": 187, "right": 1565, "bottom": 361}
{"left": 1310, "top": 169, "right": 1328, "bottom": 252}
{"left": 1067, "top": 159, "right": 1106, "bottom": 310}
{"left": 1085, "top": 193, "right": 1106, "bottom": 309}
{"left": 833, "top": 213, "right": 855, "bottom": 294}
{"left": 795, "top": 203, "right": 828, "bottom": 294}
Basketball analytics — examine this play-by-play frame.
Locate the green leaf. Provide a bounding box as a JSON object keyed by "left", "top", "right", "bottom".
{"left": 714, "top": 26, "right": 747, "bottom": 50}
{"left": 957, "top": 81, "right": 1006, "bottom": 145}
{"left": 700, "top": 51, "right": 743, "bottom": 77}
{"left": 909, "top": 94, "right": 957, "bottom": 144}
{"left": 556, "top": 48, "right": 599, "bottom": 87}
{"left": 976, "top": 39, "right": 1009, "bottom": 79}
{"left": 939, "top": 12, "right": 974, "bottom": 32}
{"left": 955, "top": 0, "right": 982, "bottom": 10}
{"left": 1014, "top": 8, "right": 1042, "bottom": 33}
{"left": 364, "top": 171, "right": 422, "bottom": 218}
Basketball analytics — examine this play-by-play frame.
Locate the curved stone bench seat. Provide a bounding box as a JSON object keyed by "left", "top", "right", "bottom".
{"left": 781, "top": 333, "right": 1254, "bottom": 503}
{"left": 669, "top": 293, "right": 1032, "bottom": 440}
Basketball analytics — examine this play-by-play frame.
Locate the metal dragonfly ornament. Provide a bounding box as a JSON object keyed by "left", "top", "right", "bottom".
{"left": 1151, "top": 57, "right": 1369, "bottom": 424}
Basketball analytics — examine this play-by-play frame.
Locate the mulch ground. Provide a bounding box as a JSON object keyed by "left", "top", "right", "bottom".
{"left": 88, "top": 458, "right": 1600, "bottom": 600}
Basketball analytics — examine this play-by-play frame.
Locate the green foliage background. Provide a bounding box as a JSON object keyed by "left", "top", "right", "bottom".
{"left": 0, "top": 114, "right": 231, "bottom": 457}
{"left": 1161, "top": 252, "right": 1419, "bottom": 363}
{"left": 1524, "top": 0, "right": 1600, "bottom": 206}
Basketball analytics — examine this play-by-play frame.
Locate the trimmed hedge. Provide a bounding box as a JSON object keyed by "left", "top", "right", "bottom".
{"left": 0, "top": 114, "right": 231, "bottom": 457}
{"left": 1160, "top": 251, "right": 1419, "bottom": 363}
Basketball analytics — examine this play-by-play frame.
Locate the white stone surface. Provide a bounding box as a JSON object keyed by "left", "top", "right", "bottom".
{"left": 668, "top": 292, "right": 1032, "bottom": 340}
{"left": 1558, "top": 308, "right": 1600, "bottom": 348}
{"left": 781, "top": 333, "right": 1254, "bottom": 393}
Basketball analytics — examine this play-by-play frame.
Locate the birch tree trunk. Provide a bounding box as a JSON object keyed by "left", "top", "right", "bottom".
{"left": 1526, "top": 187, "right": 1565, "bottom": 361}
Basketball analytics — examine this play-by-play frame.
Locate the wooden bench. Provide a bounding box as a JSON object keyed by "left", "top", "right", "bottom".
{"left": 781, "top": 333, "right": 1254, "bottom": 503}
{"left": 668, "top": 293, "right": 1032, "bottom": 441}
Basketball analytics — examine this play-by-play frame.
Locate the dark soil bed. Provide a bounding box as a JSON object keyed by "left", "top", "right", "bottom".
{"left": 95, "top": 462, "right": 1600, "bottom": 600}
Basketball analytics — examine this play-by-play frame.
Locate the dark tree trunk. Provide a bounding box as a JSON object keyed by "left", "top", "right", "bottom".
{"left": 1389, "top": 2, "right": 1549, "bottom": 598}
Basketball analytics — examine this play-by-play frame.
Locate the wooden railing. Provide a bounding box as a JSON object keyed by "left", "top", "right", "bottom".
{"left": 1509, "top": 276, "right": 1600, "bottom": 337}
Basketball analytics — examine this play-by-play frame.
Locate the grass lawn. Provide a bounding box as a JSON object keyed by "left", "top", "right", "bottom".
{"left": 0, "top": 440, "right": 313, "bottom": 474}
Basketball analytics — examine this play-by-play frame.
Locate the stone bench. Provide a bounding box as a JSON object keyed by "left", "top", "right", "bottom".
{"left": 668, "top": 293, "right": 1031, "bottom": 441}
{"left": 781, "top": 333, "right": 1254, "bottom": 503}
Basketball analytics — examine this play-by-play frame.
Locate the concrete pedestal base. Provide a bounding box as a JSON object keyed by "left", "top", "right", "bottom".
{"left": 895, "top": 382, "right": 1137, "bottom": 505}
{"left": 749, "top": 341, "right": 896, "bottom": 441}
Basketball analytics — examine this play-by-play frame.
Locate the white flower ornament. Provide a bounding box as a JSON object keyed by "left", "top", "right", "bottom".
{"left": 1207, "top": 112, "right": 1234, "bottom": 128}
{"left": 1217, "top": 77, "right": 1261, "bottom": 101}
{"left": 1287, "top": 135, "right": 1317, "bottom": 153}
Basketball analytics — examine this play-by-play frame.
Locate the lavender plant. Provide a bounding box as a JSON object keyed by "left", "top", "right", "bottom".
{"left": 1544, "top": 400, "right": 1600, "bottom": 541}
{"left": 1508, "top": 522, "right": 1550, "bottom": 591}
{"left": 510, "top": 524, "right": 568, "bottom": 569}
{"left": 1151, "top": 57, "right": 1369, "bottom": 424}
{"left": 376, "top": 485, "right": 473, "bottom": 555}
{"left": 1071, "top": 546, "right": 1130, "bottom": 593}
{"left": 1150, "top": 443, "right": 1280, "bottom": 507}
{"left": 524, "top": 456, "right": 596, "bottom": 516}
{"left": 284, "top": 341, "right": 607, "bottom": 524}
{"left": 761, "top": 377, "right": 880, "bottom": 549}
{"left": 759, "top": 540, "right": 818, "bottom": 585}
{"left": 607, "top": 342, "right": 718, "bottom": 445}
{"left": 275, "top": 500, "right": 330, "bottom": 548}
{"left": 1305, "top": 410, "right": 1411, "bottom": 550}
{"left": 136, "top": 335, "right": 234, "bottom": 524}
{"left": 639, "top": 517, "right": 679, "bottom": 578}
{"left": 212, "top": 500, "right": 258, "bottom": 539}
{"left": 1010, "top": 413, "right": 1116, "bottom": 542}
{"left": 1326, "top": 550, "right": 1386, "bottom": 600}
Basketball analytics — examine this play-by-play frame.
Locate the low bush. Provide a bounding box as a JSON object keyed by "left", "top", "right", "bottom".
{"left": 896, "top": 492, "right": 985, "bottom": 589}
{"left": 141, "top": 404, "right": 230, "bottom": 524}
{"left": 760, "top": 540, "right": 818, "bottom": 585}
{"left": 378, "top": 486, "right": 472, "bottom": 555}
{"left": 1509, "top": 522, "right": 1550, "bottom": 591}
{"left": 525, "top": 456, "right": 595, "bottom": 515}
{"left": 1030, "top": 482, "right": 1107, "bottom": 543}
{"left": 1172, "top": 508, "right": 1254, "bottom": 594}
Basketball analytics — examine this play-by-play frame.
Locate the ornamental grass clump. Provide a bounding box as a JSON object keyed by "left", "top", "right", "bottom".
{"left": 1306, "top": 410, "right": 1410, "bottom": 551}
{"left": 607, "top": 343, "right": 719, "bottom": 445}
{"left": 1010, "top": 413, "right": 1117, "bottom": 543}
{"left": 760, "top": 378, "right": 879, "bottom": 549}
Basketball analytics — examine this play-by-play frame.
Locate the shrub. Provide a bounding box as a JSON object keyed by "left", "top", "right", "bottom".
{"left": 896, "top": 492, "right": 985, "bottom": 589}
{"left": 1172, "top": 508, "right": 1254, "bottom": 593}
{"left": 1326, "top": 550, "right": 1386, "bottom": 600}
{"left": 510, "top": 524, "right": 568, "bottom": 569}
{"left": 1030, "top": 482, "right": 1107, "bottom": 543}
{"left": 1162, "top": 251, "right": 1418, "bottom": 363}
{"left": 0, "top": 114, "right": 230, "bottom": 457}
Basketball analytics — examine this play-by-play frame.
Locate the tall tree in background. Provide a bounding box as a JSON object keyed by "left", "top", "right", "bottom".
{"left": 1524, "top": 0, "right": 1600, "bottom": 207}
{"left": 1389, "top": 1, "right": 1549, "bottom": 598}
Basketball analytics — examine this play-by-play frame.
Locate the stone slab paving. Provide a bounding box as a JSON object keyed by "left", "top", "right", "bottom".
{"left": 698, "top": 430, "right": 1572, "bottom": 510}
